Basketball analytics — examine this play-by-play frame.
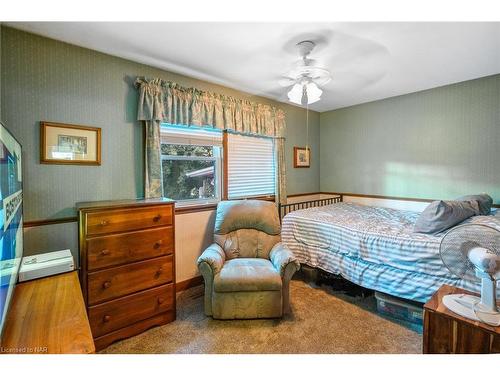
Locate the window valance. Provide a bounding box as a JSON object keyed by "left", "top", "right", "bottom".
{"left": 135, "top": 78, "right": 286, "bottom": 138}
{"left": 135, "top": 77, "right": 287, "bottom": 204}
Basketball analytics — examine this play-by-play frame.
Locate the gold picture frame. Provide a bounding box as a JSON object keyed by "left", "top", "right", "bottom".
{"left": 40, "top": 122, "right": 101, "bottom": 165}
{"left": 293, "top": 147, "right": 310, "bottom": 168}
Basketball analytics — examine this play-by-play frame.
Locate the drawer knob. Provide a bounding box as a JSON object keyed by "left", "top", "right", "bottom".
{"left": 100, "top": 220, "right": 109, "bottom": 226}
{"left": 153, "top": 214, "right": 161, "bottom": 222}
{"left": 100, "top": 249, "right": 110, "bottom": 256}
{"left": 103, "top": 315, "right": 111, "bottom": 323}
{"left": 155, "top": 267, "right": 163, "bottom": 278}
{"left": 154, "top": 240, "right": 163, "bottom": 249}
{"left": 157, "top": 297, "right": 165, "bottom": 305}
{"left": 103, "top": 281, "right": 112, "bottom": 289}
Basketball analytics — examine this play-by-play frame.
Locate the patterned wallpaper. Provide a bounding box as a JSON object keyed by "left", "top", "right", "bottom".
{"left": 320, "top": 74, "right": 500, "bottom": 203}
{"left": 1, "top": 26, "right": 320, "bottom": 222}
{"left": 3, "top": 26, "right": 498, "bottom": 262}
{"left": 1, "top": 27, "right": 320, "bottom": 261}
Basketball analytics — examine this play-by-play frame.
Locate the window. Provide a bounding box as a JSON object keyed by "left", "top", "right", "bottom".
{"left": 161, "top": 125, "right": 222, "bottom": 205}
{"left": 227, "top": 133, "right": 275, "bottom": 199}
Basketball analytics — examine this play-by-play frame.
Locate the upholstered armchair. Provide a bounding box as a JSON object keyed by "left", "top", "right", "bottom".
{"left": 197, "top": 200, "right": 300, "bottom": 319}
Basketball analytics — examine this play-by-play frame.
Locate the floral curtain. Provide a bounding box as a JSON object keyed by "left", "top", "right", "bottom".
{"left": 136, "top": 77, "right": 287, "bottom": 204}
{"left": 144, "top": 120, "right": 163, "bottom": 198}
{"left": 274, "top": 138, "right": 287, "bottom": 205}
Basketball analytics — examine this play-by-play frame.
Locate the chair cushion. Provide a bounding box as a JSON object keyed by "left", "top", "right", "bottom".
{"left": 214, "top": 229, "right": 281, "bottom": 260}
{"left": 214, "top": 200, "right": 281, "bottom": 235}
{"left": 213, "top": 258, "right": 282, "bottom": 293}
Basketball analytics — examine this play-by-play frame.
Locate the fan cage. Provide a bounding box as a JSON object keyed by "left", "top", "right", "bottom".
{"left": 440, "top": 223, "right": 500, "bottom": 282}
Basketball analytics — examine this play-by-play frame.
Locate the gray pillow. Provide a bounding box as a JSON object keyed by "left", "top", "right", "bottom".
{"left": 414, "top": 200, "right": 480, "bottom": 234}
{"left": 455, "top": 193, "right": 493, "bottom": 215}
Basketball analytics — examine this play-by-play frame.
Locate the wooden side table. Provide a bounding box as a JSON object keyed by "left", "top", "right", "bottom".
{"left": 1, "top": 271, "right": 95, "bottom": 354}
{"left": 423, "top": 285, "right": 500, "bottom": 354}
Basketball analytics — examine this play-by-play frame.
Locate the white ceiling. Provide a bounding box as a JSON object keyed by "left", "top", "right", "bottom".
{"left": 6, "top": 22, "right": 500, "bottom": 112}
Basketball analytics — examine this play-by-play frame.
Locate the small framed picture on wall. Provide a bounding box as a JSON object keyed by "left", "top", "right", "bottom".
{"left": 294, "top": 146, "right": 310, "bottom": 168}
{"left": 40, "top": 122, "right": 101, "bottom": 165}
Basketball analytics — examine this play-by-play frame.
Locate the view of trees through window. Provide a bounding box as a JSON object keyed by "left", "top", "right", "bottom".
{"left": 161, "top": 144, "right": 218, "bottom": 201}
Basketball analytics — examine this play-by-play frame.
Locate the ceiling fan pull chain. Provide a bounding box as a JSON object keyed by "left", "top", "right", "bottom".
{"left": 306, "top": 101, "right": 309, "bottom": 153}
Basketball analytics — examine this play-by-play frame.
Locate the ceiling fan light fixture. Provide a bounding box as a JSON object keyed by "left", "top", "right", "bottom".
{"left": 287, "top": 82, "right": 322, "bottom": 105}
{"left": 287, "top": 83, "right": 304, "bottom": 105}
{"left": 283, "top": 40, "right": 330, "bottom": 106}
{"left": 305, "top": 82, "right": 322, "bottom": 104}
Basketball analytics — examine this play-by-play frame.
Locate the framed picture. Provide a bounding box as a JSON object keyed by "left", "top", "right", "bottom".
{"left": 40, "top": 122, "right": 101, "bottom": 165}
{"left": 294, "top": 146, "right": 310, "bottom": 168}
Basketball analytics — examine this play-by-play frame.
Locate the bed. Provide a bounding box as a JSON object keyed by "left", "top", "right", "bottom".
{"left": 281, "top": 201, "right": 500, "bottom": 302}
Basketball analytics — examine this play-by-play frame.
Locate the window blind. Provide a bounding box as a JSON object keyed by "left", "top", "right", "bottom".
{"left": 160, "top": 124, "right": 222, "bottom": 146}
{"left": 227, "top": 133, "right": 275, "bottom": 199}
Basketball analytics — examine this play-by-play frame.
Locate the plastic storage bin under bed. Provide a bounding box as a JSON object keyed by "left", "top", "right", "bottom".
{"left": 374, "top": 291, "right": 424, "bottom": 332}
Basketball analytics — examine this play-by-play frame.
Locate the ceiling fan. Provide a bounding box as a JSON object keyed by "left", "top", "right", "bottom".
{"left": 280, "top": 40, "right": 332, "bottom": 105}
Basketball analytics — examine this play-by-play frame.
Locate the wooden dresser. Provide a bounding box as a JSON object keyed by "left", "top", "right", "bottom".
{"left": 423, "top": 285, "right": 500, "bottom": 354}
{"left": 77, "top": 198, "right": 176, "bottom": 351}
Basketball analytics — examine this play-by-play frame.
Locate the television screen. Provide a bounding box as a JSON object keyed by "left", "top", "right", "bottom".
{"left": 0, "top": 122, "right": 23, "bottom": 338}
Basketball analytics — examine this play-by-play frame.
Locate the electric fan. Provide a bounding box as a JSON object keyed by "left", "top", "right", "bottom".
{"left": 439, "top": 223, "right": 500, "bottom": 326}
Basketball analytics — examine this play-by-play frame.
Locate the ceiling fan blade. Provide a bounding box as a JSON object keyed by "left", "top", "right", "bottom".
{"left": 278, "top": 77, "right": 296, "bottom": 87}
{"left": 308, "top": 69, "right": 332, "bottom": 86}
{"left": 323, "top": 70, "right": 387, "bottom": 90}
{"left": 319, "top": 31, "right": 391, "bottom": 72}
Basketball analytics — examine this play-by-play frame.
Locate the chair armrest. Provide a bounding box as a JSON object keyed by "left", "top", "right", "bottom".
{"left": 197, "top": 243, "right": 226, "bottom": 275}
{"left": 270, "top": 243, "right": 300, "bottom": 277}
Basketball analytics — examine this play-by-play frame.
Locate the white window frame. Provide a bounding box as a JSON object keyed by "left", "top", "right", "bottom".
{"left": 226, "top": 132, "right": 276, "bottom": 200}
{"left": 160, "top": 125, "right": 223, "bottom": 207}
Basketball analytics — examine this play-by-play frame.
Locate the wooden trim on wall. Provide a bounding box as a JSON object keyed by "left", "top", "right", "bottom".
{"left": 24, "top": 206, "right": 220, "bottom": 225}
{"left": 256, "top": 196, "right": 275, "bottom": 202}
{"left": 174, "top": 204, "right": 218, "bottom": 215}
{"left": 24, "top": 216, "right": 78, "bottom": 228}
{"left": 23, "top": 192, "right": 499, "bottom": 227}
{"left": 286, "top": 191, "right": 500, "bottom": 208}
{"left": 176, "top": 275, "right": 204, "bottom": 292}
{"left": 24, "top": 206, "right": 216, "bottom": 226}
{"left": 322, "top": 192, "right": 436, "bottom": 203}
{"left": 174, "top": 195, "right": 275, "bottom": 215}
{"left": 287, "top": 192, "right": 322, "bottom": 198}
{"left": 321, "top": 191, "right": 500, "bottom": 208}
{"left": 233, "top": 195, "right": 275, "bottom": 201}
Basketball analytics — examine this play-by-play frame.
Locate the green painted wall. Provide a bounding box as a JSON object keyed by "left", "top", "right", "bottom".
{"left": 1, "top": 27, "right": 319, "bottom": 222}
{"left": 320, "top": 74, "right": 500, "bottom": 203}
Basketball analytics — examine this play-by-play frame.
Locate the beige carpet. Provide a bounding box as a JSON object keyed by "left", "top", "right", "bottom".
{"left": 101, "top": 280, "right": 422, "bottom": 354}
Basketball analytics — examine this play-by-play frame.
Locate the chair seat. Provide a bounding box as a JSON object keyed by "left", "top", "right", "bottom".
{"left": 213, "top": 258, "right": 282, "bottom": 293}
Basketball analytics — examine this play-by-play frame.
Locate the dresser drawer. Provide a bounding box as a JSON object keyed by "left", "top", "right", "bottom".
{"left": 87, "top": 255, "right": 173, "bottom": 305}
{"left": 85, "top": 205, "right": 173, "bottom": 236}
{"left": 88, "top": 284, "right": 174, "bottom": 338}
{"left": 87, "top": 226, "right": 174, "bottom": 271}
